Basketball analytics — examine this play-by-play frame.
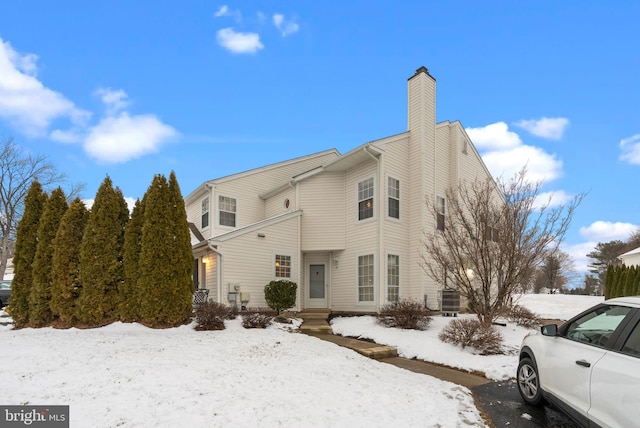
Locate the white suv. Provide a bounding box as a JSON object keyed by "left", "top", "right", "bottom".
{"left": 517, "top": 296, "right": 640, "bottom": 428}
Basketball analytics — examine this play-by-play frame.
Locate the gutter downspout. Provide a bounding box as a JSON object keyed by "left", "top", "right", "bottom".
{"left": 207, "top": 243, "right": 223, "bottom": 304}
{"left": 363, "top": 146, "right": 383, "bottom": 307}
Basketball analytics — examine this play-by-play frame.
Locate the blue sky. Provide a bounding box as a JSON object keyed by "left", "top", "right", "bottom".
{"left": 1, "top": 1, "right": 639, "bottom": 280}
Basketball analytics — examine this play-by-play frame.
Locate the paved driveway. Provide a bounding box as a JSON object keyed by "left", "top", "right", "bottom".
{"left": 473, "top": 381, "right": 579, "bottom": 428}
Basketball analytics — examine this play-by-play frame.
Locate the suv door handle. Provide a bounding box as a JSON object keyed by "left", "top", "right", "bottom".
{"left": 575, "top": 360, "right": 591, "bottom": 368}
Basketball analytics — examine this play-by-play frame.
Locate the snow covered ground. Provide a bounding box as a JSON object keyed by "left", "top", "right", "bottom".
{"left": 331, "top": 294, "right": 604, "bottom": 381}
{"left": 0, "top": 294, "right": 603, "bottom": 427}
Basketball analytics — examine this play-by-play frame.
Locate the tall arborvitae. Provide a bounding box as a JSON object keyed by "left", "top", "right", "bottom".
{"left": 119, "top": 198, "right": 145, "bottom": 322}
{"left": 9, "top": 181, "right": 47, "bottom": 327}
{"left": 635, "top": 267, "right": 640, "bottom": 296}
{"left": 29, "top": 187, "right": 68, "bottom": 327}
{"left": 604, "top": 265, "right": 612, "bottom": 299}
{"left": 50, "top": 198, "right": 89, "bottom": 325}
{"left": 76, "top": 177, "right": 129, "bottom": 326}
{"left": 139, "top": 173, "right": 193, "bottom": 326}
{"left": 624, "top": 265, "right": 637, "bottom": 297}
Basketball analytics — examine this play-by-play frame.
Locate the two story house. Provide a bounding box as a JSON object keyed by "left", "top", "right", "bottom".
{"left": 185, "top": 66, "right": 494, "bottom": 313}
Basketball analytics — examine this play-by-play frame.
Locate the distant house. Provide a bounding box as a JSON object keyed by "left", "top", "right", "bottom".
{"left": 619, "top": 246, "right": 640, "bottom": 267}
{"left": 184, "top": 67, "right": 495, "bottom": 313}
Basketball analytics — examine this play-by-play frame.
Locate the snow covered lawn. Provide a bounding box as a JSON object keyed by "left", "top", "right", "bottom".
{"left": 331, "top": 294, "right": 605, "bottom": 381}
{"left": 0, "top": 314, "right": 485, "bottom": 427}
{"left": 0, "top": 294, "right": 603, "bottom": 427}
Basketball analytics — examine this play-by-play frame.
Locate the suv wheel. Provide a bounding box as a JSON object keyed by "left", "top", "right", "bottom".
{"left": 517, "top": 357, "right": 543, "bottom": 406}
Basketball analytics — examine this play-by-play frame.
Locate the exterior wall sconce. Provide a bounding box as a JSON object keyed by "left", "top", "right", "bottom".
{"left": 257, "top": 233, "right": 266, "bottom": 238}
{"left": 202, "top": 256, "right": 209, "bottom": 264}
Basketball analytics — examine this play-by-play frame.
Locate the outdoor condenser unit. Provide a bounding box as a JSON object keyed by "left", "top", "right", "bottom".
{"left": 439, "top": 289, "right": 461, "bottom": 317}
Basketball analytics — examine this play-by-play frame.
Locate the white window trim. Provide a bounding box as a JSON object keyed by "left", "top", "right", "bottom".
{"left": 217, "top": 193, "right": 238, "bottom": 229}
{"left": 386, "top": 175, "right": 401, "bottom": 222}
{"left": 386, "top": 252, "right": 400, "bottom": 302}
{"left": 355, "top": 253, "right": 376, "bottom": 305}
{"left": 201, "top": 197, "right": 210, "bottom": 230}
{"left": 273, "top": 252, "right": 293, "bottom": 280}
{"left": 436, "top": 195, "right": 446, "bottom": 231}
{"left": 356, "top": 175, "right": 376, "bottom": 223}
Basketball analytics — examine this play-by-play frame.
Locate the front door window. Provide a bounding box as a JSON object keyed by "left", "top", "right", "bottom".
{"left": 309, "top": 264, "right": 325, "bottom": 299}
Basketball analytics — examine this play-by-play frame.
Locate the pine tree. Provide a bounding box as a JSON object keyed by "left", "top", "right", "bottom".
{"left": 29, "top": 187, "right": 68, "bottom": 327}
{"left": 119, "top": 198, "right": 145, "bottom": 322}
{"left": 9, "top": 181, "right": 47, "bottom": 327}
{"left": 50, "top": 198, "right": 89, "bottom": 325}
{"left": 139, "top": 173, "right": 193, "bottom": 326}
{"left": 635, "top": 267, "right": 640, "bottom": 296}
{"left": 76, "top": 177, "right": 128, "bottom": 326}
{"left": 614, "top": 265, "right": 626, "bottom": 298}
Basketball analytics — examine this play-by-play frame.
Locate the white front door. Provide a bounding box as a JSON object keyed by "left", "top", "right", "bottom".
{"left": 307, "top": 263, "right": 327, "bottom": 308}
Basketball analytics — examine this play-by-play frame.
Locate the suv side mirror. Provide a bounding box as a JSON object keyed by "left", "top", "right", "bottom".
{"left": 541, "top": 324, "right": 558, "bottom": 336}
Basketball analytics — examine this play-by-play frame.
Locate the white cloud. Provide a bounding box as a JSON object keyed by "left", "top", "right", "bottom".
{"left": 50, "top": 128, "right": 83, "bottom": 144}
{"left": 216, "top": 28, "right": 264, "bottom": 54}
{"left": 273, "top": 14, "right": 299, "bottom": 37}
{"left": 84, "top": 113, "right": 177, "bottom": 163}
{"left": 0, "top": 37, "right": 90, "bottom": 137}
{"left": 480, "top": 144, "right": 563, "bottom": 183}
{"left": 579, "top": 221, "right": 640, "bottom": 242}
{"left": 95, "top": 87, "right": 129, "bottom": 115}
{"left": 515, "top": 117, "right": 569, "bottom": 140}
{"left": 465, "top": 122, "right": 521, "bottom": 150}
{"left": 619, "top": 133, "right": 640, "bottom": 165}
{"left": 533, "top": 190, "right": 573, "bottom": 209}
{"left": 214, "top": 5, "right": 229, "bottom": 17}
{"left": 563, "top": 241, "right": 597, "bottom": 275}
{"left": 467, "top": 122, "right": 563, "bottom": 184}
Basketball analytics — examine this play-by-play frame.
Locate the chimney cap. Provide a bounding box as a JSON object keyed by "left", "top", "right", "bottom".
{"left": 409, "top": 66, "right": 435, "bottom": 81}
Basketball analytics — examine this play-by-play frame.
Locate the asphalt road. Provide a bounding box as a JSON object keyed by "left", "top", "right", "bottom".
{"left": 473, "top": 381, "right": 580, "bottom": 428}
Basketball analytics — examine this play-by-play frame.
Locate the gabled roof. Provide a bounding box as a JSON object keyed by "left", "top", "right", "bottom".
{"left": 210, "top": 210, "right": 302, "bottom": 242}
{"left": 185, "top": 149, "right": 339, "bottom": 204}
{"left": 620, "top": 246, "right": 640, "bottom": 258}
{"left": 259, "top": 131, "right": 409, "bottom": 200}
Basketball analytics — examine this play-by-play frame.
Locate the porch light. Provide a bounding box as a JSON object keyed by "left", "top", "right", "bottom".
{"left": 202, "top": 256, "right": 209, "bottom": 264}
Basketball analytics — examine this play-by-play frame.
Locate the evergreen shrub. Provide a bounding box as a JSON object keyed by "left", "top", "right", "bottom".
{"left": 264, "top": 280, "right": 297, "bottom": 314}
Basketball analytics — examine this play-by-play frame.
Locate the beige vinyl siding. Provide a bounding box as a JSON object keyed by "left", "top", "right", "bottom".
{"left": 186, "top": 193, "right": 213, "bottom": 239}
{"left": 265, "top": 188, "right": 296, "bottom": 218}
{"left": 207, "top": 152, "right": 337, "bottom": 237}
{"left": 212, "top": 215, "right": 300, "bottom": 309}
{"left": 381, "top": 137, "right": 412, "bottom": 302}
{"left": 299, "top": 172, "right": 346, "bottom": 252}
{"left": 330, "top": 160, "right": 379, "bottom": 311}
{"left": 202, "top": 256, "right": 218, "bottom": 302}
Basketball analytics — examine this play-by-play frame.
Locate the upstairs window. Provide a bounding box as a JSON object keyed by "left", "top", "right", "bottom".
{"left": 485, "top": 212, "right": 499, "bottom": 242}
{"left": 436, "top": 196, "right": 445, "bottom": 231}
{"left": 388, "top": 177, "right": 400, "bottom": 219}
{"left": 358, "top": 178, "right": 374, "bottom": 221}
{"left": 219, "top": 196, "right": 236, "bottom": 227}
{"left": 275, "top": 254, "right": 291, "bottom": 278}
{"left": 201, "top": 197, "right": 209, "bottom": 229}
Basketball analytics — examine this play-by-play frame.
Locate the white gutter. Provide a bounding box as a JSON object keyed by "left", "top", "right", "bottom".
{"left": 363, "top": 146, "right": 383, "bottom": 306}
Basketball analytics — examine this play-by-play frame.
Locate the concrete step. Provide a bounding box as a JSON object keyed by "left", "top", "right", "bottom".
{"left": 299, "top": 319, "right": 333, "bottom": 334}
{"left": 355, "top": 345, "right": 398, "bottom": 360}
{"left": 298, "top": 310, "right": 331, "bottom": 321}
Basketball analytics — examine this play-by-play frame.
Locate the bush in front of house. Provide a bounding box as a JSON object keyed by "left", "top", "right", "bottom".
{"left": 377, "top": 299, "right": 432, "bottom": 330}
{"left": 438, "top": 318, "right": 503, "bottom": 355}
{"left": 506, "top": 304, "right": 541, "bottom": 329}
{"left": 241, "top": 308, "right": 277, "bottom": 329}
{"left": 193, "top": 301, "right": 233, "bottom": 330}
{"left": 264, "top": 280, "right": 297, "bottom": 314}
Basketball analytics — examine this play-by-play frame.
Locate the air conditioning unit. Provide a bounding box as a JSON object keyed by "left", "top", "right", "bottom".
{"left": 439, "top": 289, "right": 461, "bottom": 317}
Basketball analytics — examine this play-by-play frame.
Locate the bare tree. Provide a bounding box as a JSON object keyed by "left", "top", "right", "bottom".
{"left": 0, "top": 137, "right": 85, "bottom": 279}
{"left": 420, "top": 168, "right": 584, "bottom": 325}
{"left": 533, "top": 249, "right": 577, "bottom": 293}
